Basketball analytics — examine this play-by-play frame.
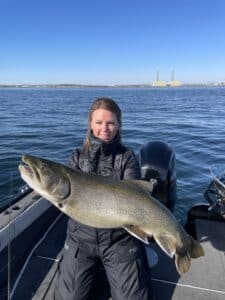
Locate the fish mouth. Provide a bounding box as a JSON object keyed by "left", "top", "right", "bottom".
{"left": 19, "top": 163, "right": 33, "bottom": 175}
{"left": 19, "top": 156, "right": 32, "bottom": 173}
{"left": 19, "top": 155, "right": 41, "bottom": 182}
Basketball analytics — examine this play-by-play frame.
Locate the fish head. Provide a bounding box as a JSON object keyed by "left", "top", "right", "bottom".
{"left": 18, "top": 154, "right": 70, "bottom": 205}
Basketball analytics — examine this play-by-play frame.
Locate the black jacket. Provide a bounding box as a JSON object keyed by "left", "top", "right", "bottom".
{"left": 69, "top": 134, "right": 141, "bottom": 180}
{"left": 67, "top": 133, "right": 141, "bottom": 238}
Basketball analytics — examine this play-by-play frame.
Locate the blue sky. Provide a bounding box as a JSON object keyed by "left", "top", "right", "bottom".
{"left": 1, "top": 0, "right": 225, "bottom": 84}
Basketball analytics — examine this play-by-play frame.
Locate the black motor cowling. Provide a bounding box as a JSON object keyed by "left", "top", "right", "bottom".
{"left": 139, "top": 141, "right": 177, "bottom": 212}
{"left": 187, "top": 170, "right": 225, "bottom": 225}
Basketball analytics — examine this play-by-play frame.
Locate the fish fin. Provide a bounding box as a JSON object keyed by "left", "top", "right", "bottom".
{"left": 174, "top": 236, "right": 204, "bottom": 275}
{"left": 124, "top": 179, "right": 154, "bottom": 194}
{"left": 175, "top": 253, "right": 191, "bottom": 274}
{"left": 124, "top": 225, "right": 150, "bottom": 244}
{"left": 188, "top": 235, "right": 204, "bottom": 258}
{"left": 154, "top": 234, "right": 176, "bottom": 258}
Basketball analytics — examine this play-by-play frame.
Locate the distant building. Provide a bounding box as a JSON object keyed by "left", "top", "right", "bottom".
{"left": 152, "top": 69, "right": 182, "bottom": 87}
{"left": 167, "top": 70, "right": 182, "bottom": 86}
{"left": 213, "top": 81, "right": 225, "bottom": 86}
{"left": 167, "top": 80, "right": 182, "bottom": 87}
{"left": 152, "top": 69, "right": 167, "bottom": 87}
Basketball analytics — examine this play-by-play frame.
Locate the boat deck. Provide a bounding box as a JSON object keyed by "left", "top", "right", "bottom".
{"left": 10, "top": 214, "right": 225, "bottom": 300}
{"left": 151, "top": 219, "right": 225, "bottom": 300}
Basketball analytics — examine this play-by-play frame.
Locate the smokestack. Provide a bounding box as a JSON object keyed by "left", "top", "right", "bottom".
{"left": 156, "top": 69, "right": 159, "bottom": 81}
{"left": 171, "top": 69, "right": 175, "bottom": 81}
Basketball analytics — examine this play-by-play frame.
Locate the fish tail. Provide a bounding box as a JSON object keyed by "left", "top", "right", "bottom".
{"left": 154, "top": 233, "right": 191, "bottom": 275}
{"left": 188, "top": 235, "right": 204, "bottom": 258}
{"left": 175, "top": 235, "right": 204, "bottom": 275}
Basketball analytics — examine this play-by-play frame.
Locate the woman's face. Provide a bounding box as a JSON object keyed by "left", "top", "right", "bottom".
{"left": 90, "top": 109, "right": 120, "bottom": 142}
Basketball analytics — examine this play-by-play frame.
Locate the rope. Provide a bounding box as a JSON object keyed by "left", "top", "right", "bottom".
{"left": 151, "top": 277, "right": 225, "bottom": 295}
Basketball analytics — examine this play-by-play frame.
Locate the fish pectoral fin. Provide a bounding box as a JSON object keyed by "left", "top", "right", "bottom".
{"left": 154, "top": 233, "right": 176, "bottom": 258}
{"left": 124, "top": 225, "right": 150, "bottom": 244}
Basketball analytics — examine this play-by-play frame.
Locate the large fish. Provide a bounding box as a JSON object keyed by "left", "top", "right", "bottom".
{"left": 19, "top": 154, "right": 204, "bottom": 274}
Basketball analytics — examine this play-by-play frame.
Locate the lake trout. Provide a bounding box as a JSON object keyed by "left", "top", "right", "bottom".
{"left": 18, "top": 154, "right": 204, "bottom": 274}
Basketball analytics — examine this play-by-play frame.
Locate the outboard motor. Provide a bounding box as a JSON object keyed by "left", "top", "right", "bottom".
{"left": 139, "top": 141, "right": 177, "bottom": 212}
{"left": 204, "top": 171, "right": 225, "bottom": 218}
{"left": 186, "top": 167, "right": 225, "bottom": 237}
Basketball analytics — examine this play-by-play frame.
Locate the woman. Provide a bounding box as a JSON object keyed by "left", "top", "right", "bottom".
{"left": 54, "top": 98, "right": 152, "bottom": 300}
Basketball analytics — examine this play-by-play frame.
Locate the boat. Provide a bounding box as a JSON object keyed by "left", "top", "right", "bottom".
{"left": 0, "top": 141, "right": 225, "bottom": 299}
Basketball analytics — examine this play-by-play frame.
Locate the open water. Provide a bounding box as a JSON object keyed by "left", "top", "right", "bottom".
{"left": 1, "top": 87, "right": 225, "bottom": 223}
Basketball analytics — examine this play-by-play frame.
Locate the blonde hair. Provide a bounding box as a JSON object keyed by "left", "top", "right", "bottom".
{"left": 82, "top": 97, "right": 122, "bottom": 152}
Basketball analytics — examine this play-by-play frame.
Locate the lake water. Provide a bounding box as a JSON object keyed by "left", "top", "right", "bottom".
{"left": 1, "top": 87, "right": 225, "bottom": 223}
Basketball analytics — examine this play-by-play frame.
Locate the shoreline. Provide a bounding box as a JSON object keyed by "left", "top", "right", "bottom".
{"left": 0, "top": 84, "right": 225, "bottom": 89}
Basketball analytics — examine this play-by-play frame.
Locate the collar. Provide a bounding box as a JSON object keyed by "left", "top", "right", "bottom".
{"left": 88, "top": 132, "right": 120, "bottom": 159}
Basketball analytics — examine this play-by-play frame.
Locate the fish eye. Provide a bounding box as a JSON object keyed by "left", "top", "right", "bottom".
{"left": 40, "top": 164, "right": 46, "bottom": 171}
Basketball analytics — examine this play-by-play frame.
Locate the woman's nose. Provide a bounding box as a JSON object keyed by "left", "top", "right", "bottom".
{"left": 101, "top": 123, "right": 108, "bottom": 131}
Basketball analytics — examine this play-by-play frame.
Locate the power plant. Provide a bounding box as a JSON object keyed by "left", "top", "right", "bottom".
{"left": 152, "top": 69, "right": 182, "bottom": 87}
